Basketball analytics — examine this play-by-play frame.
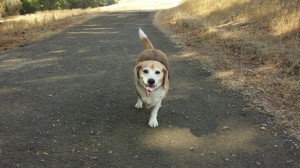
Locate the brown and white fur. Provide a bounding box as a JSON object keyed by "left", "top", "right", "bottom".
{"left": 134, "top": 28, "right": 169, "bottom": 128}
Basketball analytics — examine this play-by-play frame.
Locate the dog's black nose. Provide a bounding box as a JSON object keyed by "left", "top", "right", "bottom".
{"left": 148, "top": 79, "right": 155, "bottom": 85}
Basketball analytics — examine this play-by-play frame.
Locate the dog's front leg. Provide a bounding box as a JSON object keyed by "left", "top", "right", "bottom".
{"left": 135, "top": 97, "right": 143, "bottom": 109}
{"left": 148, "top": 101, "right": 161, "bottom": 128}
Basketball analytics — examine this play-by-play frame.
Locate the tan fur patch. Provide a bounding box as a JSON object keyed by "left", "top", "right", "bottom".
{"left": 141, "top": 38, "right": 154, "bottom": 49}
{"left": 150, "top": 63, "right": 155, "bottom": 69}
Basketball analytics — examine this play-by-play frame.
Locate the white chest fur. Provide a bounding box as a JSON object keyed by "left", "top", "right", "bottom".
{"left": 136, "top": 84, "right": 165, "bottom": 108}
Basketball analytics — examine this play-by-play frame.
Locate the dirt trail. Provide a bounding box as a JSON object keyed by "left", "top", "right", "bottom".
{"left": 0, "top": 11, "right": 299, "bottom": 168}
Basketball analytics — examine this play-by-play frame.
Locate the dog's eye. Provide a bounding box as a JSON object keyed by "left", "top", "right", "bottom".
{"left": 155, "top": 71, "right": 160, "bottom": 75}
{"left": 143, "top": 70, "right": 149, "bottom": 74}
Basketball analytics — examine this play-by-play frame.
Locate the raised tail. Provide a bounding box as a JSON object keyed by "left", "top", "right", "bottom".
{"left": 139, "top": 28, "right": 154, "bottom": 49}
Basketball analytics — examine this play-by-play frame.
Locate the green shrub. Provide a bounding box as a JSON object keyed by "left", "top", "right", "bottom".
{"left": 0, "top": 3, "right": 3, "bottom": 17}
{"left": 0, "top": 0, "right": 22, "bottom": 17}
{"left": 2, "top": 0, "right": 118, "bottom": 16}
{"left": 20, "top": 0, "right": 41, "bottom": 14}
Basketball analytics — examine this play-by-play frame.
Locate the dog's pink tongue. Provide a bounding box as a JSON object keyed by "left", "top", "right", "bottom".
{"left": 146, "top": 86, "right": 155, "bottom": 96}
{"left": 146, "top": 86, "right": 155, "bottom": 92}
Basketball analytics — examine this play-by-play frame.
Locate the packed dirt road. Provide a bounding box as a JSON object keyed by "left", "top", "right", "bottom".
{"left": 0, "top": 11, "right": 299, "bottom": 167}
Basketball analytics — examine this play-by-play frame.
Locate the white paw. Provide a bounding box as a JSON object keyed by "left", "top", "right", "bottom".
{"left": 148, "top": 118, "right": 158, "bottom": 128}
{"left": 135, "top": 102, "right": 143, "bottom": 109}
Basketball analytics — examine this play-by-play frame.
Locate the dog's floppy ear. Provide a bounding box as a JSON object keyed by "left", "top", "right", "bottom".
{"left": 134, "top": 62, "right": 142, "bottom": 80}
{"left": 163, "top": 67, "right": 169, "bottom": 96}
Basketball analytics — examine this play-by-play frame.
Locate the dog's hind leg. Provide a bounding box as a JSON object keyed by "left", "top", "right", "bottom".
{"left": 148, "top": 101, "right": 161, "bottom": 128}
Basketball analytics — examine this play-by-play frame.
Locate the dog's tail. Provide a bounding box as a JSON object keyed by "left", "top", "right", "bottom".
{"left": 139, "top": 28, "right": 154, "bottom": 49}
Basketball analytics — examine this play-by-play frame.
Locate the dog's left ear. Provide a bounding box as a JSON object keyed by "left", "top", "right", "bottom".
{"left": 163, "top": 67, "right": 169, "bottom": 96}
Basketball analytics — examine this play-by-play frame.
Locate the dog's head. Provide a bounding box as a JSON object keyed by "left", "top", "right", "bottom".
{"left": 134, "top": 60, "right": 169, "bottom": 95}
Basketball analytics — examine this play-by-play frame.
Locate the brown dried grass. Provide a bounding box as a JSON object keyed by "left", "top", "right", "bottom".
{"left": 155, "top": 0, "right": 300, "bottom": 139}
{"left": 0, "top": 8, "right": 100, "bottom": 51}
{"left": 0, "top": 9, "right": 99, "bottom": 33}
{"left": 0, "top": 0, "right": 181, "bottom": 51}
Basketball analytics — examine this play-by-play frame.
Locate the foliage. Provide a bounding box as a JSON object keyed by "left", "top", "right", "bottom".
{"left": 68, "top": 0, "right": 116, "bottom": 8}
{"left": 0, "top": 0, "right": 118, "bottom": 17}
{"left": 0, "top": 0, "right": 22, "bottom": 17}
{"left": 0, "top": 3, "right": 3, "bottom": 16}
{"left": 19, "top": 0, "right": 118, "bottom": 14}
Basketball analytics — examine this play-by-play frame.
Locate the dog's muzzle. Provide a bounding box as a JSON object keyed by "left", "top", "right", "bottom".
{"left": 145, "top": 78, "right": 156, "bottom": 96}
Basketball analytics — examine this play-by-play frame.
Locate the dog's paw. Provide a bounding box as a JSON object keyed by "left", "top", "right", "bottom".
{"left": 148, "top": 118, "right": 158, "bottom": 128}
{"left": 135, "top": 102, "right": 143, "bottom": 109}
{"left": 135, "top": 98, "right": 143, "bottom": 109}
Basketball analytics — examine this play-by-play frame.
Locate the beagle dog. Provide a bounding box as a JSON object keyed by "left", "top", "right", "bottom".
{"left": 134, "top": 28, "right": 169, "bottom": 128}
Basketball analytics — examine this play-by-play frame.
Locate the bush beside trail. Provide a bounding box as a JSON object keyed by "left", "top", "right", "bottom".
{"left": 0, "top": 0, "right": 22, "bottom": 17}
{"left": 0, "top": 0, "right": 118, "bottom": 17}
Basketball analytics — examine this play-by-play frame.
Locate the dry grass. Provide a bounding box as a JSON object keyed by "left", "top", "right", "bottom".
{"left": 1, "top": 9, "right": 96, "bottom": 33}
{"left": 0, "top": 8, "right": 100, "bottom": 51}
{"left": 155, "top": 0, "right": 300, "bottom": 139}
{"left": 0, "top": 0, "right": 181, "bottom": 51}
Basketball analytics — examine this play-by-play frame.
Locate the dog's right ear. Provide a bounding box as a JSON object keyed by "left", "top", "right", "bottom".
{"left": 134, "top": 62, "right": 142, "bottom": 79}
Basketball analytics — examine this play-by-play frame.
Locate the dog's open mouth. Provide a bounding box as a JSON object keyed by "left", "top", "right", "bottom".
{"left": 146, "top": 85, "right": 155, "bottom": 92}
{"left": 146, "top": 85, "right": 155, "bottom": 96}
